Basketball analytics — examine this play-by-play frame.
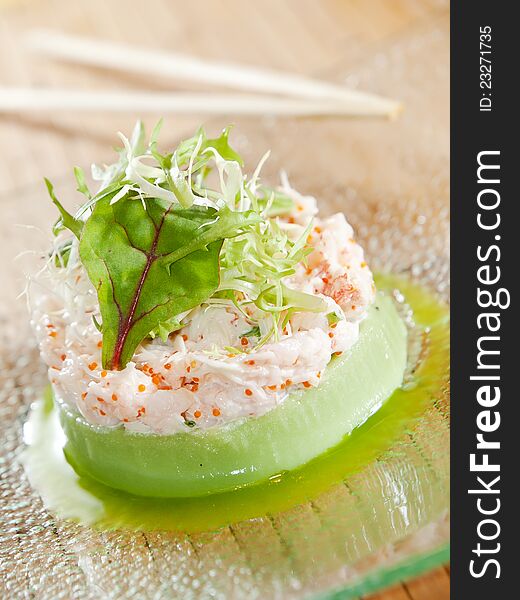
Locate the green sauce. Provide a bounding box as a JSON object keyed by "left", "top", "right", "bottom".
{"left": 22, "top": 274, "right": 449, "bottom": 532}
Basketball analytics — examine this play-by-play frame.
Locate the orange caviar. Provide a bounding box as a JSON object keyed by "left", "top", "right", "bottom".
{"left": 212, "top": 408, "right": 221, "bottom": 417}
{"left": 88, "top": 362, "right": 97, "bottom": 371}
{"left": 244, "top": 388, "right": 253, "bottom": 396}
{"left": 194, "top": 410, "right": 202, "bottom": 419}
{"left": 138, "top": 384, "right": 146, "bottom": 392}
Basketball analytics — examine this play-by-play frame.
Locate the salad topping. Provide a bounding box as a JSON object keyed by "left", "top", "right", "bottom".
{"left": 30, "top": 123, "right": 375, "bottom": 433}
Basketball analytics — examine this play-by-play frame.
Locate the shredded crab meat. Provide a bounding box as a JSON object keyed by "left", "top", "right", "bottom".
{"left": 30, "top": 188, "right": 375, "bottom": 434}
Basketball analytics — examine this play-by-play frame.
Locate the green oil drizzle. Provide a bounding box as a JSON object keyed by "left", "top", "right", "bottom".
{"left": 23, "top": 274, "right": 449, "bottom": 533}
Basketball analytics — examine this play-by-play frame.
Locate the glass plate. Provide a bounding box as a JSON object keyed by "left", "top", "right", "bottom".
{"left": 0, "top": 15, "right": 449, "bottom": 600}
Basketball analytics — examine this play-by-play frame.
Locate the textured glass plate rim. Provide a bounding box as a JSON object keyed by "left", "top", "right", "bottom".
{"left": 11, "top": 220, "right": 450, "bottom": 598}
{"left": 5, "top": 182, "right": 450, "bottom": 597}
{"left": 4, "top": 212, "right": 450, "bottom": 597}
{"left": 316, "top": 543, "right": 450, "bottom": 600}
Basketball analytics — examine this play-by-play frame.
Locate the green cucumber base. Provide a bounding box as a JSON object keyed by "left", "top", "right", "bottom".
{"left": 56, "top": 294, "right": 407, "bottom": 498}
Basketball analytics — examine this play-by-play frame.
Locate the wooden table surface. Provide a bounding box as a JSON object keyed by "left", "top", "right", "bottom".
{"left": 0, "top": 1, "right": 449, "bottom": 598}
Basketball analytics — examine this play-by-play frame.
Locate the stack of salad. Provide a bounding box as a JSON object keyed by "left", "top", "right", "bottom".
{"left": 29, "top": 123, "right": 375, "bottom": 435}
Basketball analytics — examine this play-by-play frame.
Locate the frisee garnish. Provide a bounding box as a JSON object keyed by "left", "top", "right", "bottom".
{"left": 326, "top": 312, "right": 342, "bottom": 326}
{"left": 45, "top": 121, "right": 327, "bottom": 369}
{"left": 242, "top": 326, "right": 261, "bottom": 338}
{"left": 148, "top": 315, "right": 183, "bottom": 342}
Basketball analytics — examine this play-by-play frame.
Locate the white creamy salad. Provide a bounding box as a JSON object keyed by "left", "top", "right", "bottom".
{"left": 29, "top": 124, "right": 375, "bottom": 434}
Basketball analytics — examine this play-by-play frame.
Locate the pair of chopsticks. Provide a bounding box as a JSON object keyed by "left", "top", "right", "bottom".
{"left": 0, "top": 29, "right": 402, "bottom": 118}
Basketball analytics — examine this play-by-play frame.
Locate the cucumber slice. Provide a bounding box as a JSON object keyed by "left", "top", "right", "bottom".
{"left": 56, "top": 294, "right": 406, "bottom": 498}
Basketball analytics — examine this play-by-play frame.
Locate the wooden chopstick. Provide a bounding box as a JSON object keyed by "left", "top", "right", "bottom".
{"left": 0, "top": 88, "right": 397, "bottom": 117}
{"left": 24, "top": 29, "right": 402, "bottom": 119}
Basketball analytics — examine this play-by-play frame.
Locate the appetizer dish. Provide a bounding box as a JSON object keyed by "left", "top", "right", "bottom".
{"left": 28, "top": 123, "right": 407, "bottom": 497}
